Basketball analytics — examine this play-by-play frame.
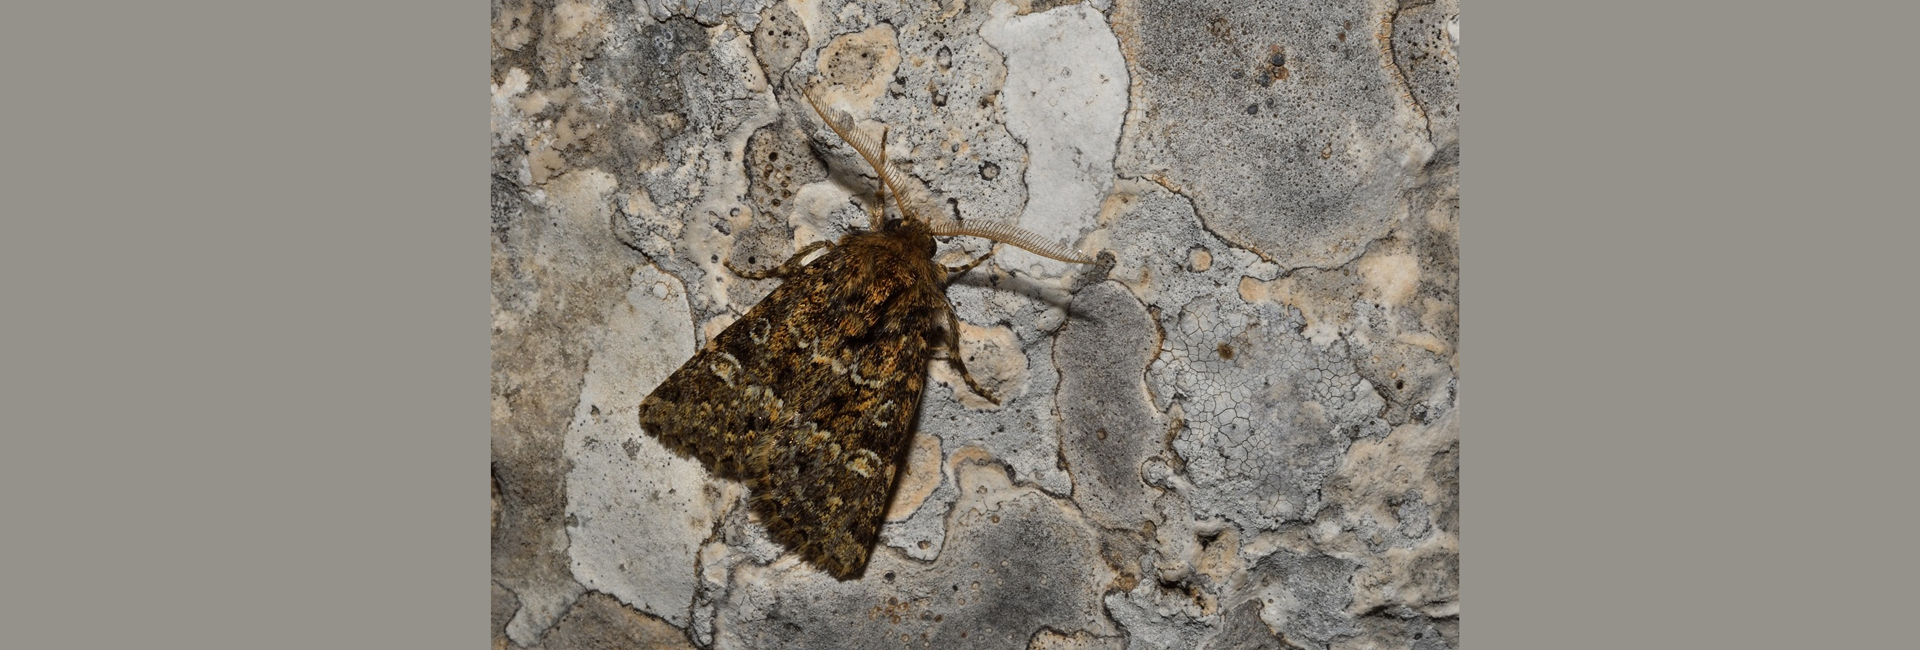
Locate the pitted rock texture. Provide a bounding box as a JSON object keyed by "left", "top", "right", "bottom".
{"left": 492, "top": 1, "right": 1458, "bottom": 648}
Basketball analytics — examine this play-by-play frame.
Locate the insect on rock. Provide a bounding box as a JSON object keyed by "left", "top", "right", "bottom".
{"left": 637, "top": 89, "right": 1096, "bottom": 580}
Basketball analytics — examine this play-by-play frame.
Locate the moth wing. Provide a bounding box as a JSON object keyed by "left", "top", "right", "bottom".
{"left": 636, "top": 284, "right": 798, "bottom": 484}
{"left": 638, "top": 243, "right": 939, "bottom": 580}
{"left": 748, "top": 353, "right": 926, "bottom": 580}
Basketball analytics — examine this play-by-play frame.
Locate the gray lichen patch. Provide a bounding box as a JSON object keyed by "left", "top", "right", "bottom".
{"left": 1091, "top": 179, "right": 1389, "bottom": 533}
{"left": 546, "top": 11, "right": 781, "bottom": 327}
{"left": 1387, "top": 0, "right": 1459, "bottom": 146}
{"left": 1246, "top": 551, "right": 1363, "bottom": 650}
{"left": 1104, "top": 566, "right": 1225, "bottom": 650}
{"left": 1239, "top": 226, "right": 1457, "bottom": 429}
{"left": 1112, "top": 0, "right": 1435, "bottom": 270}
{"left": 1055, "top": 281, "right": 1164, "bottom": 530}
{"left": 643, "top": 0, "right": 776, "bottom": 28}
{"left": 713, "top": 458, "right": 1115, "bottom": 649}
{"left": 1338, "top": 609, "right": 1457, "bottom": 650}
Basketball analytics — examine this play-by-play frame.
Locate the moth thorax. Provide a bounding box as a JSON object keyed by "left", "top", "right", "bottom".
{"left": 882, "top": 218, "right": 937, "bottom": 258}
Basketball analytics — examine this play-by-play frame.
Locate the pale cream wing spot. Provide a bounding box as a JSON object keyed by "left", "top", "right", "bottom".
{"left": 709, "top": 351, "right": 744, "bottom": 386}
{"left": 866, "top": 400, "right": 895, "bottom": 426}
{"left": 800, "top": 422, "right": 831, "bottom": 449}
{"left": 847, "top": 359, "right": 887, "bottom": 388}
{"left": 846, "top": 448, "right": 883, "bottom": 478}
{"left": 786, "top": 321, "right": 814, "bottom": 347}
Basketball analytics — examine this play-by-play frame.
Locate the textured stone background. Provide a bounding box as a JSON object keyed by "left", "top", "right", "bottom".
{"left": 491, "top": 1, "right": 1458, "bottom": 648}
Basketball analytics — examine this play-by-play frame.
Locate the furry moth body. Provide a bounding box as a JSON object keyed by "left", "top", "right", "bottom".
{"left": 637, "top": 91, "right": 1093, "bottom": 580}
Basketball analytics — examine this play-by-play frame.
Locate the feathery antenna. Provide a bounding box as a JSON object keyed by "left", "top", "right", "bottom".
{"left": 801, "top": 89, "right": 1095, "bottom": 265}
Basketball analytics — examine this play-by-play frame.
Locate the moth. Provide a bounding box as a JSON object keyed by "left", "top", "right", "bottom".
{"left": 637, "top": 90, "right": 1094, "bottom": 580}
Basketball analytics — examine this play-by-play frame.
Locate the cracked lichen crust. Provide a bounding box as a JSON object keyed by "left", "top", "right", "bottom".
{"left": 1153, "top": 294, "right": 1388, "bottom": 530}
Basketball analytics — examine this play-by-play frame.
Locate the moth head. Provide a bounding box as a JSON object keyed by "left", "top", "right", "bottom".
{"left": 802, "top": 88, "right": 1097, "bottom": 265}
{"left": 880, "top": 216, "right": 938, "bottom": 258}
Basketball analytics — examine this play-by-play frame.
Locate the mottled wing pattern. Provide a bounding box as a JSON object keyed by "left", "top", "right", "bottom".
{"left": 638, "top": 230, "right": 948, "bottom": 580}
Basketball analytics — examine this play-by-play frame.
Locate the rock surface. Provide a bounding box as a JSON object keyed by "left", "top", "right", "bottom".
{"left": 492, "top": 1, "right": 1458, "bottom": 648}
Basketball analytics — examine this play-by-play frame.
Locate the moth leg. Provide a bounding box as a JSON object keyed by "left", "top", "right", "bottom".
{"left": 942, "top": 249, "right": 995, "bottom": 287}
{"left": 938, "top": 308, "right": 1001, "bottom": 405}
{"left": 726, "top": 240, "right": 833, "bottom": 280}
{"left": 943, "top": 354, "right": 999, "bottom": 406}
{"left": 863, "top": 190, "right": 887, "bottom": 230}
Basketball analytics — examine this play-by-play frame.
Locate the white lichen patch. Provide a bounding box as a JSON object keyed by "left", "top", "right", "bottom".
{"left": 980, "top": 0, "right": 1129, "bottom": 275}
{"left": 563, "top": 265, "right": 720, "bottom": 629}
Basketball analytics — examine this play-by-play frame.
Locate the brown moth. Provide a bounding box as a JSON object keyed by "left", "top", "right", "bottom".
{"left": 637, "top": 90, "right": 1093, "bottom": 580}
